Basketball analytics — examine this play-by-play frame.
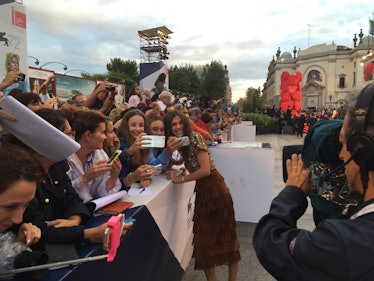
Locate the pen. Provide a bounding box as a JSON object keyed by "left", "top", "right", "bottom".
{"left": 139, "top": 188, "right": 146, "bottom": 194}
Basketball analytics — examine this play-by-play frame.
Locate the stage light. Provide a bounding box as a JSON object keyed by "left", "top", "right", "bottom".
{"left": 64, "top": 69, "right": 90, "bottom": 76}
{"left": 28, "top": 56, "right": 39, "bottom": 66}
{"left": 40, "top": 61, "right": 68, "bottom": 71}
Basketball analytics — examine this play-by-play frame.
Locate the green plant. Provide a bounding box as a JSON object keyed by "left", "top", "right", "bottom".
{"left": 243, "top": 113, "right": 277, "bottom": 134}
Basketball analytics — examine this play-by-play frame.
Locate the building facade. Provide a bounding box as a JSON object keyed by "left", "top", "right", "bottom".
{"left": 263, "top": 33, "right": 374, "bottom": 113}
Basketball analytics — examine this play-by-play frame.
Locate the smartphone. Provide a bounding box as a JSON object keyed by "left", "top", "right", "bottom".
{"left": 105, "top": 214, "right": 124, "bottom": 262}
{"left": 145, "top": 163, "right": 163, "bottom": 174}
{"left": 171, "top": 167, "right": 183, "bottom": 176}
{"left": 125, "top": 217, "right": 136, "bottom": 224}
{"left": 108, "top": 150, "right": 122, "bottom": 164}
{"left": 175, "top": 136, "right": 190, "bottom": 146}
{"left": 103, "top": 227, "right": 111, "bottom": 251}
{"left": 154, "top": 164, "right": 163, "bottom": 174}
{"left": 141, "top": 135, "right": 165, "bottom": 148}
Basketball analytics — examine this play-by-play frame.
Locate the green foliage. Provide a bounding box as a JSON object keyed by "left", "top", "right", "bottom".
{"left": 199, "top": 60, "right": 226, "bottom": 100}
{"left": 234, "top": 88, "right": 263, "bottom": 113}
{"left": 89, "top": 58, "right": 233, "bottom": 103}
{"left": 237, "top": 87, "right": 263, "bottom": 113}
{"left": 89, "top": 74, "right": 107, "bottom": 80}
{"left": 236, "top": 97, "right": 245, "bottom": 113}
{"left": 107, "top": 58, "right": 138, "bottom": 76}
{"left": 169, "top": 64, "right": 200, "bottom": 96}
{"left": 106, "top": 58, "right": 139, "bottom": 84}
{"left": 243, "top": 113, "right": 277, "bottom": 134}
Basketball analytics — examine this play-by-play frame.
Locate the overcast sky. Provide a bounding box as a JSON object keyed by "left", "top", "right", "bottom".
{"left": 23, "top": 0, "right": 373, "bottom": 101}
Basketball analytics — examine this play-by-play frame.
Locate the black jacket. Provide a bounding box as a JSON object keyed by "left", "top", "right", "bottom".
{"left": 23, "top": 161, "right": 90, "bottom": 246}
{"left": 253, "top": 185, "right": 374, "bottom": 281}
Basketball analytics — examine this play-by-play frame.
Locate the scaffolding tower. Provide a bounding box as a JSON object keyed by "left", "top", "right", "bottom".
{"left": 138, "top": 26, "right": 173, "bottom": 63}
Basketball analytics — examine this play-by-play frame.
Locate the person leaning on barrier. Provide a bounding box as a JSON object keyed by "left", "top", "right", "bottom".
{"left": 253, "top": 82, "right": 374, "bottom": 281}
{"left": 0, "top": 144, "right": 45, "bottom": 271}
{"left": 4, "top": 108, "right": 133, "bottom": 247}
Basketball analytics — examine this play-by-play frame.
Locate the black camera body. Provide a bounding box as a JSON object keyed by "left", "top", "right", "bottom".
{"left": 106, "top": 85, "right": 115, "bottom": 92}
{"left": 15, "top": 73, "right": 26, "bottom": 82}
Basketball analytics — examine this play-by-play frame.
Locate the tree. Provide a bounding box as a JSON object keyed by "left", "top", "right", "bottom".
{"left": 106, "top": 58, "right": 139, "bottom": 83}
{"left": 169, "top": 64, "right": 200, "bottom": 96}
{"left": 245, "top": 87, "right": 263, "bottom": 113}
{"left": 199, "top": 60, "right": 226, "bottom": 100}
{"left": 236, "top": 97, "right": 246, "bottom": 113}
{"left": 105, "top": 58, "right": 140, "bottom": 96}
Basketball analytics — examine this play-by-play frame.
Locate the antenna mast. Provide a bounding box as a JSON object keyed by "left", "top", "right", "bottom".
{"left": 307, "top": 24, "right": 312, "bottom": 47}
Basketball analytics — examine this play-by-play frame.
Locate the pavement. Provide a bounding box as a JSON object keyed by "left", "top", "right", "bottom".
{"left": 181, "top": 133, "right": 314, "bottom": 281}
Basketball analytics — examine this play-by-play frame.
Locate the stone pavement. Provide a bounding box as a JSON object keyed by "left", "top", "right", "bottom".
{"left": 181, "top": 133, "right": 315, "bottom": 281}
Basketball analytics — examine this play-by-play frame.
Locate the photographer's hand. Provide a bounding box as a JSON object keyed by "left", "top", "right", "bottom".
{"left": 285, "top": 153, "right": 311, "bottom": 194}
{"left": 0, "top": 71, "right": 21, "bottom": 91}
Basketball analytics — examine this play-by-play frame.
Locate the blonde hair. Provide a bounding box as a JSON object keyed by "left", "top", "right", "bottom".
{"left": 109, "top": 107, "right": 125, "bottom": 123}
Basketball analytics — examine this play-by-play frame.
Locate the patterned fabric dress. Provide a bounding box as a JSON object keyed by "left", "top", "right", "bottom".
{"left": 184, "top": 132, "right": 241, "bottom": 269}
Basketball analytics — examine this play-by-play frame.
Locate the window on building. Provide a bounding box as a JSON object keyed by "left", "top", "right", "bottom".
{"left": 339, "top": 76, "right": 345, "bottom": 88}
{"left": 307, "top": 70, "right": 322, "bottom": 82}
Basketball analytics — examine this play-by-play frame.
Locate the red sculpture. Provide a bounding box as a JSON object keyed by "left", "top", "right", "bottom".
{"left": 280, "top": 71, "right": 302, "bottom": 116}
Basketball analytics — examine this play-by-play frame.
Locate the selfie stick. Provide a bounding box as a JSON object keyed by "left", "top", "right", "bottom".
{"left": 0, "top": 214, "right": 123, "bottom": 277}
{"left": 0, "top": 254, "right": 108, "bottom": 277}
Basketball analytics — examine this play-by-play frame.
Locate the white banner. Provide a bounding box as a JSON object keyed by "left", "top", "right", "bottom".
{"left": 0, "top": 1, "right": 28, "bottom": 95}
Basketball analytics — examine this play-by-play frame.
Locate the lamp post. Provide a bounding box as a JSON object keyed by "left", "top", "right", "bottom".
{"left": 106, "top": 75, "right": 127, "bottom": 84}
{"left": 64, "top": 69, "right": 90, "bottom": 76}
{"left": 40, "top": 62, "right": 68, "bottom": 71}
{"left": 28, "top": 56, "right": 39, "bottom": 66}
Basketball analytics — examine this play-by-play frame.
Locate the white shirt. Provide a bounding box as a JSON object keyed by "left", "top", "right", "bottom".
{"left": 157, "top": 100, "right": 167, "bottom": 112}
{"left": 66, "top": 149, "right": 122, "bottom": 203}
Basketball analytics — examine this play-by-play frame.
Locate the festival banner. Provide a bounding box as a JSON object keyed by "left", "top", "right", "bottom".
{"left": 0, "top": 1, "right": 28, "bottom": 95}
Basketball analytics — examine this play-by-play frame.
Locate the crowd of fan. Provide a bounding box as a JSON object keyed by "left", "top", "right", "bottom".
{"left": 262, "top": 104, "right": 344, "bottom": 137}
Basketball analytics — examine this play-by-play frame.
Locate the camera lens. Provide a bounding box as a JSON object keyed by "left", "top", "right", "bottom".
{"left": 106, "top": 85, "right": 115, "bottom": 91}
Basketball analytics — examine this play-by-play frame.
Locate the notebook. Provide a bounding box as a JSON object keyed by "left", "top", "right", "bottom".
{"left": 96, "top": 200, "right": 134, "bottom": 216}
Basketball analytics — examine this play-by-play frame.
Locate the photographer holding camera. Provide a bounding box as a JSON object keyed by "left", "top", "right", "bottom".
{"left": 0, "top": 70, "right": 25, "bottom": 96}
{"left": 253, "top": 82, "right": 374, "bottom": 281}
{"left": 2, "top": 53, "right": 27, "bottom": 95}
{"left": 83, "top": 82, "right": 116, "bottom": 115}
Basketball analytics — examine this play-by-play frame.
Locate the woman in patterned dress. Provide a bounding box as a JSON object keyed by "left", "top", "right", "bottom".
{"left": 164, "top": 110, "right": 240, "bottom": 281}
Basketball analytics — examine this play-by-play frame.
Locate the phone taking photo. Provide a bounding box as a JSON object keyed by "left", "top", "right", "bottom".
{"left": 108, "top": 150, "right": 122, "bottom": 164}
{"left": 175, "top": 136, "right": 190, "bottom": 146}
{"left": 145, "top": 164, "right": 163, "bottom": 174}
{"left": 141, "top": 135, "right": 165, "bottom": 148}
{"left": 154, "top": 164, "right": 162, "bottom": 174}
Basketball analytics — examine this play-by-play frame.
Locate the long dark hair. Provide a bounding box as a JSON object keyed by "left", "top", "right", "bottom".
{"left": 163, "top": 110, "right": 193, "bottom": 158}
{"left": 154, "top": 73, "right": 166, "bottom": 86}
{"left": 118, "top": 109, "right": 149, "bottom": 165}
{"left": 127, "top": 84, "right": 140, "bottom": 97}
{"left": 0, "top": 144, "right": 43, "bottom": 194}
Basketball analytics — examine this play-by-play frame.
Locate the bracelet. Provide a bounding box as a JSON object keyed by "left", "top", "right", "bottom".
{"left": 128, "top": 172, "right": 136, "bottom": 182}
{"left": 108, "top": 97, "right": 115, "bottom": 100}
{"left": 181, "top": 176, "right": 184, "bottom": 183}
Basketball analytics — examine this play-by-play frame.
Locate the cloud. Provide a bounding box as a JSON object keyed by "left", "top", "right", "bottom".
{"left": 23, "top": 0, "right": 373, "bottom": 102}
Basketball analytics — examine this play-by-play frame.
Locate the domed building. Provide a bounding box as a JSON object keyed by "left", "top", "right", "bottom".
{"left": 263, "top": 30, "right": 374, "bottom": 113}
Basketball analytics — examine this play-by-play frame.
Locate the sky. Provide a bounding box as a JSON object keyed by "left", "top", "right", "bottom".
{"left": 23, "top": 0, "right": 373, "bottom": 102}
